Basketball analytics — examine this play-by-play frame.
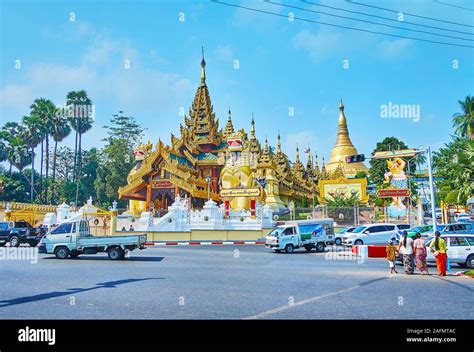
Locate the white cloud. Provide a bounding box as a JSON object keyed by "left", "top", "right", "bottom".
{"left": 293, "top": 29, "right": 344, "bottom": 63}
{"left": 214, "top": 45, "right": 235, "bottom": 62}
{"left": 0, "top": 33, "right": 194, "bottom": 124}
{"left": 283, "top": 130, "right": 320, "bottom": 161}
{"left": 377, "top": 39, "right": 413, "bottom": 59}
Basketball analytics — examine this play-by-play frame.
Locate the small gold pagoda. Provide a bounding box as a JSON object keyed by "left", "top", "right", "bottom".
{"left": 325, "top": 98, "right": 368, "bottom": 178}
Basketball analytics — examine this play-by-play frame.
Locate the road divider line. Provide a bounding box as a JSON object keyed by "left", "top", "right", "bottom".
{"left": 244, "top": 276, "right": 391, "bottom": 319}
{"left": 148, "top": 241, "right": 266, "bottom": 246}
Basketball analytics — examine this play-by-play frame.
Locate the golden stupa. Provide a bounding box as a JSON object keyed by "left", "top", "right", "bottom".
{"left": 325, "top": 98, "right": 368, "bottom": 177}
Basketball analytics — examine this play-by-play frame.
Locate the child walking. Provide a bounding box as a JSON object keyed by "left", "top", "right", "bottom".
{"left": 386, "top": 239, "right": 398, "bottom": 274}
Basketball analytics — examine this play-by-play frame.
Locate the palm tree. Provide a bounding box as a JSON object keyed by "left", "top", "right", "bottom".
{"left": 66, "top": 90, "right": 93, "bottom": 182}
{"left": 21, "top": 115, "right": 44, "bottom": 202}
{"left": 453, "top": 95, "right": 474, "bottom": 140}
{"left": 1, "top": 122, "right": 21, "bottom": 175}
{"left": 0, "top": 124, "right": 34, "bottom": 192}
{"left": 30, "top": 98, "right": 57, "bottom": 203}
{"left": 50, "top": 114, "right": 71, "bottom": 203}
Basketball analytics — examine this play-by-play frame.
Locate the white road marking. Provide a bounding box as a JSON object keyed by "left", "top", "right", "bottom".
{"left": 244, "top": 285, "right": 360, "bottom": 320}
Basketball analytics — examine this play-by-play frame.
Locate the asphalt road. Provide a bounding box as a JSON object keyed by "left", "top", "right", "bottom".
{"left": 0, "top": 245, "right": 473, "bottom": 319}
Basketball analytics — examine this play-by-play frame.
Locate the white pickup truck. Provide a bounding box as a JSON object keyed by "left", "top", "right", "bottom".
{"left": 265, "top": 218, "right": 335, "bottom": 253}
{"left": 38, "top": 217, "right": 147, "bottom": 260}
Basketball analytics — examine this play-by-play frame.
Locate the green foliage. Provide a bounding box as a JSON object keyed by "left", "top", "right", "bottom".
{"left": 452, "top": 95, "right": 474, "bottom": 140}
{"left": 94, "top": 113, "right": 145, "bottom": 207}
{"left": 434, "top": 137, "right": 473, "bottom": 204}
{"left": 325, "top": 190, "right": 361, "bottom": 207}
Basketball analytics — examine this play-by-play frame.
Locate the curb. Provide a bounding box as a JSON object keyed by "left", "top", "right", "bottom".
{"left": 145, "top": 241, "right": 266, "bottom": 246}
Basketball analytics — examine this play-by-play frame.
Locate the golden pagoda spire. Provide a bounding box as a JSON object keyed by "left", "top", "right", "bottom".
{"left": 250, "top": 113, "right": 255, "bottom": 136}
{"left": 258, "top": 137, "right": 272, "bottom": 164}
{"left": 223, "top": 107, "right": 235, "bottom": 138}
{"left": 201, "top": 46, "right": 206, "bottom": 84}
{"left": 248, "top": 113, "right": 260, "bottom": 156}
{"left": 295, "top": 144, "right": 300, "bottom": 163}
{"left": 326, "top": 98, "right": 368, "bottom": 177}
{"left": 320, "top": 156, "right": 328, "bottom": 180}
{"left": 305, "top": 146, "right": 312, "bottom": 170}
{"left": 277, "top": 131, "right": 281, "bottom": 152}
{"left": 313, "top": 153, "right": 320, "bottom": 180}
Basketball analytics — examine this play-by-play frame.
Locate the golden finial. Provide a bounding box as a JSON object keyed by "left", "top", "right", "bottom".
{"left": 296, "top": 144, "right": 300, "bottom": 162}
{"left": 201, "top": 46, "right": 206, "bottom": 83}
{"left": 250, "top": 113, "right": 255, "bottom": 136}
{"left": 339, "top": 97, "right": 344, "bottom": 111}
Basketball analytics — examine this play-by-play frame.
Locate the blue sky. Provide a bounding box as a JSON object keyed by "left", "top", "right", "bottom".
{"left": 1, "top": 0, "right": 473, "bottom": 165}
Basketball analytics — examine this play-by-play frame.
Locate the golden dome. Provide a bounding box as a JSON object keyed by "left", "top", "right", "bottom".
{"left": 326, "top": 98, "right": 368, "bottom": 177}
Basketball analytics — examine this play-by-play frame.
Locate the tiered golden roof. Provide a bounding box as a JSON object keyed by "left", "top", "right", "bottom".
{"left": 120, "top": 51, "right": 369, "bottom": 210}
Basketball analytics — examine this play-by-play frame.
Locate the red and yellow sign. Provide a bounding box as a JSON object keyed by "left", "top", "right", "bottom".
{"left": 376, "top": 189, "right": 411, "bottom": 198}
{"left": 220, "top": 188, "right": 261, "bottom": 198}
{"left": 151, "top": 180, "right": 173, "bottom": 189}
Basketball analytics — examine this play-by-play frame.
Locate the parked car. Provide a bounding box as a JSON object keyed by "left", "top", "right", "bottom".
{"left": 425, "top": 235, "right": 474, "bottom": 269}
{"left": 265, "top": 219, "right": 334, "bottom": 253}
{"left": 0, "top": 221, "right": 46, "bottom": 247}
{"left": 335, "top": 227, "right": 356, "bottom": 246}
{"left": 438, "top": 222, "right": 474, "bottom": 235}
{"left": 454, "top": 213, "right": 472, "bottom": 222}
{"left": 342, "top": 223, "right": 410, "bottom": 246}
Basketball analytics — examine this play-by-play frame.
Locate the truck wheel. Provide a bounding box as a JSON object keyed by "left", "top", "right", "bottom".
{"left": 354, "top": 239, "right": 363, "bottom": 246}
{"left": 316, "top": 242, "right": 325, "bottom": 252}
{"left": 9, "top": 236, "right": 20, "bottom": 247}
{"left": 108, "top": 247, "right": 124, "bottom": 260}
{"left": 284, "top": 244, "right": 294, "bottom": 254}
{"left": 466, "top": 254, "right": 474, "bottom": 269}
{"left": 54, "top": 246, "right": 70, "bottom": 259}
{"left": 304, "top": 245, "right": 313, "bottom": 252}
{"left": 335, "top": 238, "right": 342, "bottom": 246}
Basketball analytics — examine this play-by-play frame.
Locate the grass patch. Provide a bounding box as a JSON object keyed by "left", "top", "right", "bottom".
{"left": 464, "top": 270, "right": 474, "bottom": 276}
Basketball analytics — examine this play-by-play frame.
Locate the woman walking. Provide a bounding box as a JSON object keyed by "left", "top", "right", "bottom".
{"left": 429, "top": 231, "right": 447, "bottom": 276}
{"left": 398, "top": 231, "right": 415, "bottom": 274}
{"left": 413, "top": 233, "right": 429, "bottom": 275}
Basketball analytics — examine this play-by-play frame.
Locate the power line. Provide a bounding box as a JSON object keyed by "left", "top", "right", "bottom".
{"left": 433, "top": 0, "right": 474, "bottom": 13}
{"left": 302, "top": 0, "right": 473, "bottom": 36}
{"left": 266, "top": 1, "right": 473, "bottom": 42}
{"left": 347, "top": 0, "right": 474, "bottom": 28}
{"left": 211, "top": 0, "right": 474, "bottom": 49}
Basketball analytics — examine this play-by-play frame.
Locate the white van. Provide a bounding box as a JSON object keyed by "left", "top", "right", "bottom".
{"left": 342, "top": 223, "right": 410, "bottom": 246}
{"left": 265, "top": 218, "right": 334, "bottom": 253}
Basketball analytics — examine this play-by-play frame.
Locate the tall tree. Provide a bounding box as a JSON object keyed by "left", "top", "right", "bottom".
{"left": 453, "top": 95, "right": 474, "bottom": 140}
{"left": 50, "top": 114, "right": 71, "bottom": 203}
{"left": 66, "top": 90, "right": 93, "bottom": 182}
{"left": 30, "top": 98, "right": 56, "bottom": 203}
{"left": 95, "top": 112, "right": 144, "bottom": 207}
{"left": 21, "top": 115, "right": 44, "bottom": 202}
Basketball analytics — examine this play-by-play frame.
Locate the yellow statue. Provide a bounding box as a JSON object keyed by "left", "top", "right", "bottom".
{"left": 220, "top": 131, "right": 255, "bottom": 210}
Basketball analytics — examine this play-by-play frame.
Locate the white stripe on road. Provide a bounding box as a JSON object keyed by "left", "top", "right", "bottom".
{"left": 244, "top": 285, "right": 360, "bottom": 320}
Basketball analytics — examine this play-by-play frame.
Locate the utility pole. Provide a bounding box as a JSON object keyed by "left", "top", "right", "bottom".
{"left": 425, "top": 146, "right": 438, "bottom": 232}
